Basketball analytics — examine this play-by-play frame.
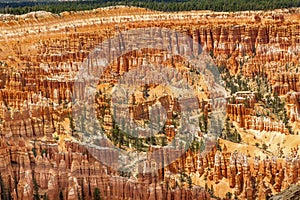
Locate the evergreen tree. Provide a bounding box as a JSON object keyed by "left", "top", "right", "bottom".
{"left": 226, "top": 192, "right": 233, "bottom": 199}
{"left": 33, "top": 174, "right": 40, "bottom": 200}
{"left": 59, "top": 190, "right": 64, "bottom": 200}
{"left": 93, "top": 188, "right": 101, "bottom": 200}
{"left": 43, "top": 193, "right": 49, "bottom": 200}
{"left": 187, "top": 176, "right": 192, "bottom": 189}
{"left": 210, "top": 185, "right": 214, "bottom": 196}
{"left": 69, "top": 114, "right": 75, "bottom": 134}
{"left": 161, "top": 136, "right": 167, "bottom": 146}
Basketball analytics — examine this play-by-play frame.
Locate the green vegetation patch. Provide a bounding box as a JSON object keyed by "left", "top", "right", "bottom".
{"left": 0, "top": 0, "right": 299, "bottom": 15}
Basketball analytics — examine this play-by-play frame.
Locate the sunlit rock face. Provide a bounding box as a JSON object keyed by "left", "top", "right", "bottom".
{"left": 0, "top": 6, "right": 299, "bottom": 199}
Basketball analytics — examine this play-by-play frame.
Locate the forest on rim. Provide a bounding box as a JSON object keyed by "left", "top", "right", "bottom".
{"left": 0, "top": 0, "right": 299, "bottom": 15}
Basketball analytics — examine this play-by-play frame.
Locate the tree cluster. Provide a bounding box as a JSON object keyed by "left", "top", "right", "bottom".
{"left": 0, "top": 0, "right": 299, "bottom": 15}
{"left": 221, "top": 117, "right": 242, "bottom": 143}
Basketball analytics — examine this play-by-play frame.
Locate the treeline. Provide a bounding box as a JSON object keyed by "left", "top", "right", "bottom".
{"left": 0, "top": 0, "right": 299, "bottom": 15}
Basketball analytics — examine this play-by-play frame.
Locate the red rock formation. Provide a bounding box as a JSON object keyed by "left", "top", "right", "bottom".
{"left": 0, "top": 6, "right": 298, "bottom": 200}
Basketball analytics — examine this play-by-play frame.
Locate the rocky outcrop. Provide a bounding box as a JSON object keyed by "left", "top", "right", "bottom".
{"left": 270, "top": 184, "right": 300, "bottom": 200}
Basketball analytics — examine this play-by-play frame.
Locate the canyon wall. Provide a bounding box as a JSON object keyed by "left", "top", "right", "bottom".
{"left": 0, "top": 6, "right": 299, "bottom": 200}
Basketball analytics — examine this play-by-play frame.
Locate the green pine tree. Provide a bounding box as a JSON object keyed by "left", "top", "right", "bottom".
{"left": 93, "top": 188, "right": 101, "bottom": 200}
